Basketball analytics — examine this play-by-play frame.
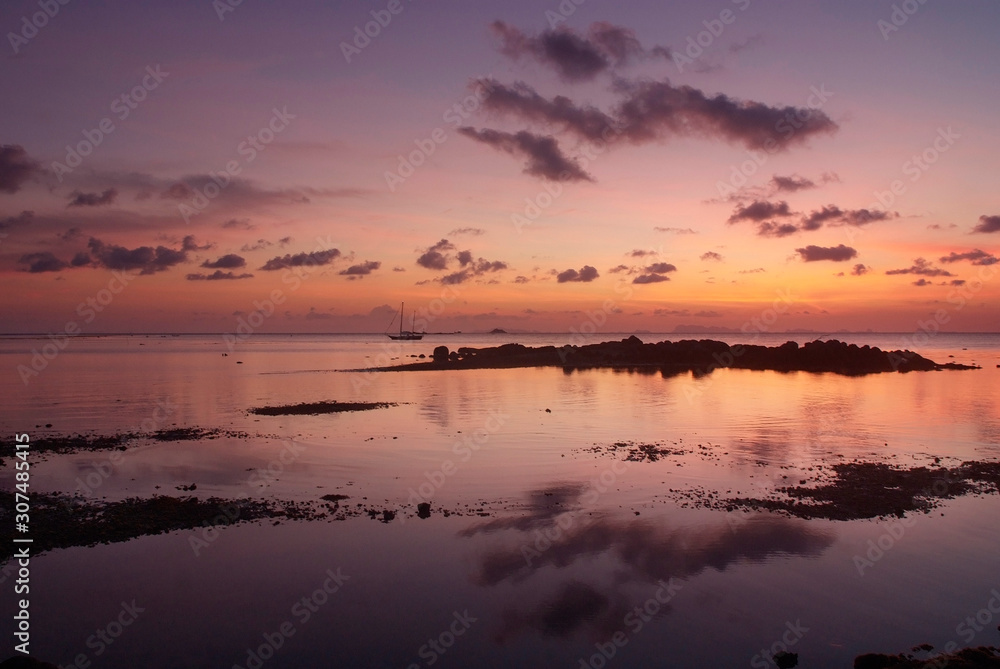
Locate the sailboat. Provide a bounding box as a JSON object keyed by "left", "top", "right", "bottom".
{"left": 386, "top": 302, "right": 424, "bottom": 340}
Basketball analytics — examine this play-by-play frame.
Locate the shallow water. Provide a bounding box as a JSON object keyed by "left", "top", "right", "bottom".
{"left": 1, "top": 333, "right": 999, "bottom": 668}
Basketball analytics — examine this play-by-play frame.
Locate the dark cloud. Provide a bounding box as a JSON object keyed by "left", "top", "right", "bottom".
{"left": 633, "top": 273, "right": 670, "bottom": 284}
{"left": 912, "top": 278, "right": 932, "bottom": 287}
{"left": 645, "top": 262, "right": 677, "bottom": 274}
{"left": 0, "top": 145, "right": 41, "bottom": 194}
{"left": 739, "top": 268, "right": 766, "bottom": 274}
{"left": 87, "top": 238, "right": 188, "bottom": 274}
{"left": 67, "top": 188, "right": 118, "bottom": 207}
{"left": 440, "top": 258, "right": 508, "bottom": 285}
{"left": 70, "top": 251, "right": 91, "bottom": 267}
{"left": 513, "top": 275, "right": 530, "bottom": 283}
{"left": 465, "top": 72, "right": 836, "bottom": 181}
{"left": 241, "top": 239, "right": 272, "bottom": 252}
{"left": 457, "top": 250, "right": 474, "bottom": 266}
{"left": 339, "top": 260, "right": 381, "bottom": 277}
{"left": 885, "top": 258, "right": 954, "bottom": 277}
{"left": 221, "top": 218, "right": 255, "bottom": 230}
{"left": 0, "top": 210, "right": 33, "bottom": 230}
{"left": 448, "top": 227, "right": 485, "bottom": 236}
{"left": 770, "top": 175, "right": 815, "bottom": 192}
{"left": 654, "top": 226, "right": 697, "bottom": 234}
{"left": 557, "top": 265, "right": 599, "bottom": 283}
{"left": 472, "top": 78, "right": 618, "bottom": 143}
{"left": 728, "top": 200, "right": 793, "bottom": 224}
{"left": 59, "top": 227, "right": 84, "bottom": 242}
{"left": 260, "top": 249, "right": 341, "bottom": 271}
{"left": 417, "top": 239, "right": 456, "bottom": 270}
{"left": 939, "top": 249, "right": 998, "bottom": 266}
{"left": 756, "top": 221, "right": 799, "bottom": 238}
{"left": 161, "top": 183, "right": 195, "bottom": 200}
{"left": 795, "top": 244, "right": 858, "bottom": 262}
{"left": 700, "top": 251, "right": 723, "bottom": 261}
{"left": 614, "top": 79, "right": 838, "bottom": 151}
{"left": 927, "top": 223, "right": 958, "bottom": 230}
{"left": 972, "top": 215, "right": 1000, "bottom": 234}
{"left": 490, "top": 21, "right": 666, "bottom": 82}
{"left": 458, "top": 127, "right": 593, "bottom": 182}
{"left": 608, "top": 264, "right": 630, "bottom": 274}
{"left": 629, "top": 249, "right": 656, "bottom": 257}
{"left": 950, "top": 279, "right": 966, "bottom": 286}
{"left": 202, "top": 254, "right": 247, "bottom": 270}
{"left": 392, "top": 266, "right": 406, "bottom": 272}
{"left": 18, "top": 251, "right": 68, "bottom": 273}
{"left": 181, "top": 235, "right": 213, "bottom": 252}
{"left": 278, "top": 236, "right": 292, "bottom": 247}
{"left": 851, "top": 264, "right": 871, "bottom": 276}
{"left": 186, "top": 270, "right": 254, "bottom": 281}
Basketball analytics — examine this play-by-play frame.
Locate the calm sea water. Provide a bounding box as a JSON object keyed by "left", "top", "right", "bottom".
{"left": 1, "top": 333, "right": 999, "bottom": 668}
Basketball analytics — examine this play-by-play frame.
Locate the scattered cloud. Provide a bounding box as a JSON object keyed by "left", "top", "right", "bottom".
{"left": 260, "top": 249, "right": 341, "bottom": 271}
{"left": 795, "top": 244, "right": 858, "bottom": 262}
{"left": 728, "top": 200, "right": 794, "bottom": 224}
{"left": 339, "top": 260, "right": 381, "bottom": 277}
{"left": 490, "top": 21, "right": 669, "bottom": 82}
{"left": 739, "top": 267, "right": 766, "bottom": 274}
{"left": 0, "top": 210, "right": 33, "bottom": 230}
{"left": 654, "top": 227, "right": 697, "bottom": 234}
{"left": 82, "top": 237, "right": 189, "bottom": 274}
{"left": 18, "top": 251, "right": 67, "bottom": 273}
{"left": 557, "top": 265, "right": 599, "bottom": 283}
{"left": 465, "top": 71, "right": 837, "bottom": 181}
{"left": 417, "top": 239, "right": 456, "bottom": 270}
{"left": 756, "top": 221, "right": 799, "bottom": 238}
{"left": 770, "top": 175, "right": 815, "bottom": 193}
{"left": 885, "top": 258, "right": 954, "bottom": 277}
{"left": 0, "top": 145, "right": 41, "bottom": 194}
{"left": 181, "top": 235, "right": 212, "bottom": 252}
{"left": 972, "top": 215, "right": 1000, "bottom": 234}
{"left": 850, "top": 263, "right": 871, "bottom": 276}
{"left": 448, "top": 227, "right": 485, "bottom": 236}
{"left": 440, "top": 258, "right": 508, "bottom": 285}
{"left": 67, "top": 188, "right": 118, "bottom": 207}
{"left": 202, "top": 254, "right": 247, "bottom": 270}
{"left": 633, "top": 273, "right": 670, "bottom": 284}
{"left": 458, "top": 127, "right": 593, "bottom": 182}
{"left": 221, "top": 218, "right": 255, "bottom": 231}
{"left": 939, "top": 249, "right": 998, "bottom": 266}
{"left": 241, "top": 239, "right": 272, "bottom": 252}
{"left": 645, "top": 262, "right": 677, "bottom": 274}
{"left": 186, "top": 270, "right": 254, "bottom": 281}
{"left": 700, "top": 251, "right": 723, "bottom": 261}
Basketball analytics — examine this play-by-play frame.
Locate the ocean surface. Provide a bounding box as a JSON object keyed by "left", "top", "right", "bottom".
{"left": 1, "top": 332, "right": 999, "bottom": 668}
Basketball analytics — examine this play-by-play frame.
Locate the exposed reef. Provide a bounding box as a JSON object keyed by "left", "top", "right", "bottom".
{"left": 376, "top": 337, "right": 979, "bottom": 375}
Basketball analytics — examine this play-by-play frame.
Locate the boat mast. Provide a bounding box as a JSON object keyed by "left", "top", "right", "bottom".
{"left": 400, "top": 302, "right": 404, "bottom": 336}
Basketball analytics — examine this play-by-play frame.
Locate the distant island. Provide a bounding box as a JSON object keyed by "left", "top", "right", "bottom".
{"left": 375, "top": 337, "right": 979, "bottom": 376}
{"left": 489, "top": 328, "right": 507, "bottom": 334}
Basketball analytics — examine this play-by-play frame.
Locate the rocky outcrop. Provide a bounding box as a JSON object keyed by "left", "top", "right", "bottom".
{"left": 380, "top": 337, "right": 979, "bottom": 376}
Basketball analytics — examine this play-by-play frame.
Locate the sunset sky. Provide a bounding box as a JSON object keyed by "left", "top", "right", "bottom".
{"left": 2, "top": 0, "right": 999, "bottom": 333}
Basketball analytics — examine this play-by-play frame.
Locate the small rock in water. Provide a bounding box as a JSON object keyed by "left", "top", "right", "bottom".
{"left": 417, "top": 502, "right": 431, "bottom": 519}
{"left": 773, "top": 651, "right": 798, "bottom": 669}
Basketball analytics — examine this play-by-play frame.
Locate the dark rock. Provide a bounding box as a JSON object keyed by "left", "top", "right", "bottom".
{"left": 774, "top": 651, "right": 798, "bottom": 668}
{"left": 432, "top": 345, "right": 449, "bottom": 361}
{"left": 417, "top": 502, "right": 431, "bottom": 519}
{"left": 381, "top": 509, "right": 395, "bottom": 523}
{"left": 854, "top": 654, "right": 899, "bottom": 669}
